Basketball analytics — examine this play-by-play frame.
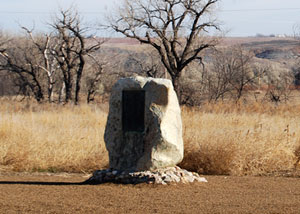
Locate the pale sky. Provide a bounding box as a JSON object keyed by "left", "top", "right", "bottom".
{"left": 0, "top": 0, "right": 300, "bottom": 37}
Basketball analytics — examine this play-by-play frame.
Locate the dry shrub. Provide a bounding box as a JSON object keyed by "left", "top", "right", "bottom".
{"left": 179, "top": 138, "right": 235, "bottom": 175}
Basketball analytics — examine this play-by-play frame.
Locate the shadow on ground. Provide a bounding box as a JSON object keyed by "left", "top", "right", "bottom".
{"left": 0, "top": 181, "right": 88, "bottom": 186}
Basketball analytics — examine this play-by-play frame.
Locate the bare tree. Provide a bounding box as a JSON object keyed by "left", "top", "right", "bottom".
{"left": 264, "top": 70, "right": 294, "bottom": 103}
{"left": 127, "top": 50, "right": 166, "bottom": 78}
{"left": 217, "top": 46, "right": 264, "bottom": 101}
{"left": 85, "top": 54, "right": 106, "bottom": 103}
{"left": 50, "top": 8, "right": 102, "bottom": 104}
{"left": 21, "top": 27, "right": 58, "bottom": 102}
{"left": 0, "top": 36, "right": 45, "bottom": 102}
{"left": 198, "top": 46, "right": 266, "bottom": 102}
{"left": 110, "top": 0, "right": 220, "bottom": 100}
{"left": 226, "top": 47, "right": 258, "bottom": 101}
{"left": 205, "top": 49, "right": 232, "bottom": 102}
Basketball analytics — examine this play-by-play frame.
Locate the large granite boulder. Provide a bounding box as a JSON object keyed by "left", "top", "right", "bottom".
{"left": 104, "top": 76, "right": 183, "bottom": 171}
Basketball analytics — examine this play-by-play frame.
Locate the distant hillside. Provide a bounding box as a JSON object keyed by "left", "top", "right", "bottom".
{"left": 103, "top": 38, "right": 141, "bottom": 46}
{"left": 102, "top": 37, "right": 299, "bottom": 56}
{"left": 100, "top": 36, "right": 300, "bottom": 66}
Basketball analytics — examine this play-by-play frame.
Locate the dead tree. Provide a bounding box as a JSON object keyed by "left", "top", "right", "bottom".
{"left": 86, "top": 54, "right": 106, "bottom": 103}
{"left": 50, "top": 8, "right": 102, "bottom": 104}
{"left": 216, "top": 46, "right": 263, "bottom": 101}
{"left": 22, "top": 27, "right": 58, "bottom": 102}
{"left": 264, "top": 70, "right": 294, "bottom": 103}
{"left": 205, "top": 46, "right": 266, "bottom": 102}
{"left": 111, "top": 0, "right": 220, "bottom": 101}
{"left": 227, "top": 47, "right": 257, "bottom": 101}
{"left": 206, "top": 49, "right": 232, "bottom": 102}
{"left": 0, "top": 36, "right": 45, "bottom": 102}
{"left": 127, "top": 50, "right": 166, "bottom": 78}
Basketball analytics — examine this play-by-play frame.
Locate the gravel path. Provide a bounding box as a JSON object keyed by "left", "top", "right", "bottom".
{"left": 0, "top": 173, "right": 300, "bottom": 213}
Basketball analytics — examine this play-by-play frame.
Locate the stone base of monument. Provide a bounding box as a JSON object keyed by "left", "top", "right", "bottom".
{"left": 83, "top": 166, "right": 207, "bottom": 185}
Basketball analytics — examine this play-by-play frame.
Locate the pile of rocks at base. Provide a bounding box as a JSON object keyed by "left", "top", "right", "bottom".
{"left": 84, "top": 166, "right": 207, "bottom": 185}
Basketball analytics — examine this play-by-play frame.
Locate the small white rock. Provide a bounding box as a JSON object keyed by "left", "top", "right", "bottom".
{"left": 195, "top": 177, "right": 208, "bottom": 183}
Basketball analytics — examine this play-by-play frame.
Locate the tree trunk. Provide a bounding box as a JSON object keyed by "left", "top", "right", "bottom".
{"left": 75, "top": 57, "right": 85, "bottom": 105}
{"left": 59, "top": 82, "right": 66, "bottom": 103}
{"left": 65, "top": 81, "right": 72, "bottom": 103}
{"left": 63, "top": 71, "right": 72, "bottom": 103}
{"left": 171, "top": 76, "right": 181, "bottom": 104}
{"left": 35, "top": 88, "right": 44, "bottom": 102}
{"left": 31, "top": 74, "right": 44, "bottom": 102}
{"left": 47, "top": 76, "right": 54, "bottom": 103}
{"left": 75, "top": 75, "right": 81, "bottom": 105}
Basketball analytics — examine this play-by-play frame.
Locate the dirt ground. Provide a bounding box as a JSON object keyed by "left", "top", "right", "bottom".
{"left": 0, "top": 173, "right": 300, "bottom": 214}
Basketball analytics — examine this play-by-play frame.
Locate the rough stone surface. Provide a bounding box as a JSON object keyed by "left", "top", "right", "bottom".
{"left": 84, "top": 167, "right": 207, "bottom": 185}
{"left": 104, "top": 76, "right": 183, "bottom": 171}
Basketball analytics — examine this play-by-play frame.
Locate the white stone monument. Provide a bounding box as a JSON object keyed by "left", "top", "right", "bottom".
{"left": 104, "top": 76, "right": 183, "bottom": 171}
{"left": 84, "top": 76, "right": 207, "bottom": 184}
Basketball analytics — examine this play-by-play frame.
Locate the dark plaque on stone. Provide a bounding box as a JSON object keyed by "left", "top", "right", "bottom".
{"left": 122, "top": 90, "right": 145, "bottom": 132}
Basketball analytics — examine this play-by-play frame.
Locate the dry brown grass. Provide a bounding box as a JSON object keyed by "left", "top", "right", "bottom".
{"left": 0, "top": 99, "right": 300, "bottom": 175}
{"left": 180, "top": 102, "right": 300, "bottom": 176}
{"left": 0, "top": 100, "right": 109, "bottom": 173}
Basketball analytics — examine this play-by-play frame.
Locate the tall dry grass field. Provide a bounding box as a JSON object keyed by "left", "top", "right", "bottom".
{"left": 0, "top": 99, "right": 300, "bottom": 175}
{"left": 0, "top": 100, "right": 109, "bottom": 173}
{"left": 180, "top": 103, "right": 300, "bottom": 175}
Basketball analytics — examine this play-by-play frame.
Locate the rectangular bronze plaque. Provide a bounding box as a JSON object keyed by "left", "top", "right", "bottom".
{"left": 122, "top": 90, "right": 145, "bottom": 132}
